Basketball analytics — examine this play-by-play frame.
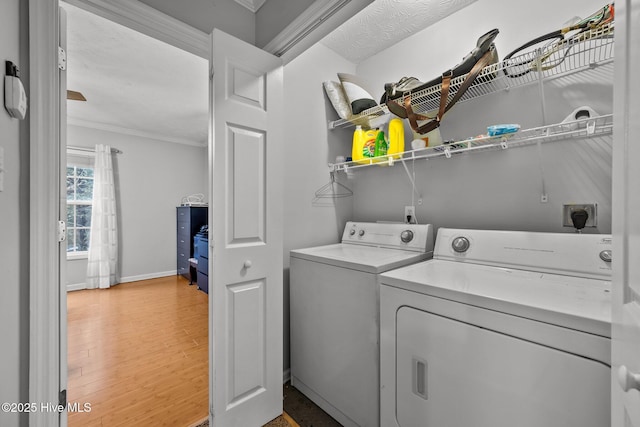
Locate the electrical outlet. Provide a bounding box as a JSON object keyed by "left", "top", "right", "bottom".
{"left": 563, "top": 203, "right": 597, "bottom": 228}
{"left": 404, "top": 205, "right": 416, "bottom": 224}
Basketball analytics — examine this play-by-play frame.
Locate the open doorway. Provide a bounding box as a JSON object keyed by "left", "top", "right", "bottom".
{"left": 61, "top": 2, "right": 209, "bottom": 425}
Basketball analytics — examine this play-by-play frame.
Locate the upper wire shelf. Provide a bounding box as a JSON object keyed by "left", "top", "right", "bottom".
{"left": 329, "top": 23, "right": 614, "bottom": 130}
{"left": 329, "top": 114, "right": 613, "bottom": 172}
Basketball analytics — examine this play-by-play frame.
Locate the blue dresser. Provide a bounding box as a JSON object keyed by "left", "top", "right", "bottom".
{"left": 195, "top": 235, "right": 209, "bottom": 294}
{"left": 176, "top": 206, "right": 207, "bottom": 280}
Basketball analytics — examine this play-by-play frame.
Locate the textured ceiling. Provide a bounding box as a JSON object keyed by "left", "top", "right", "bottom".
{"left": 321, "top": 0, "right": 477, "bottom": 63}
{"left": 64, "top": 2, "right": 209, "bottom": 146}
{"left": 63, "top": 0, "right": 473, "bottom": 147}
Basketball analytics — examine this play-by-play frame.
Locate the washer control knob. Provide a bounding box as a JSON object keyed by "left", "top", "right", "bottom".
{"left": 349, "top": 229, "right": 356, "bottom": 236}
{"left": 400, "top": 230, "right": 414, "bottom": 243}
{"left": 599, "top": 250, "right": 612, "bottom": 263}
{"left": 452, "top": 236, "right": 470, "bottom": 253}
{"left": 358, "top": 229, "right": 365, "bottom": 237}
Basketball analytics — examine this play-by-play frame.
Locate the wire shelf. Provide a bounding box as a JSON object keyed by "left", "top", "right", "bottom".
{"left": 329, "top": 23, "right": 614, "bottom": 130}
{"left": 329, "top": 114, "right": 613, "bottom": 172}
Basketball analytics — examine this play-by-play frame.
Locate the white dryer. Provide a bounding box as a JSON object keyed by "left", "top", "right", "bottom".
{"left": 290, "top": 221, "right": 435, "bottom": 427}
{"left": 379, "top": 228, "right": 612, "bottom": 427}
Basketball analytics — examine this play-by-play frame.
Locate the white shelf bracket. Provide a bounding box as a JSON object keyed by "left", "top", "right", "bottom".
{"left": 444, "top": 147, "right": 452, "bottom": 159}
{"left": 400, "top": 159, "right": 422, "bottom": 200}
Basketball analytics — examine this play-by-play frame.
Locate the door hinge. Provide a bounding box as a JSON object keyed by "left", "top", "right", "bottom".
{"left": 59, "top": 389, "right": 67, "bottom": 408}
{"left": 58, "top": 47, "right": 67, "bottom": 70}
{"left": 58, "top": 220, "right": 66, "bottom": 243}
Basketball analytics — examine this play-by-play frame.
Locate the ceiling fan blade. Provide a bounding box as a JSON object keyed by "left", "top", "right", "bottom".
{"left": 67, "top": 90, "right": 87, "bottom": 101}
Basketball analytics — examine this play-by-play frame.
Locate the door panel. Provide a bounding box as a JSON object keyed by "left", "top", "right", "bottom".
{"left": 227, "top": 125, "right": 265, "bottom": 244}
{"left": 228, "top": 64, "right": 266, "bottom": 108}
{"left": 396, "top": 306, "right": 610, "bottom": 427}
{"left": 210, "top": 28, "right": 284, "bottom": 427}
{"left": 226, "top": 279, "right": 266, "bottom": 407}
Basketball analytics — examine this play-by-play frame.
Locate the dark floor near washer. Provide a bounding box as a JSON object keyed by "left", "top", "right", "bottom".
{"left": 284, "top": 382, "right": 343, "bottom": 427}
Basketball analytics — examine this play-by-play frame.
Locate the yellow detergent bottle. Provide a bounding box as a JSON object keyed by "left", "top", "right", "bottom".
{"left": 352, "top": 126, "right": 377, "bottom": 164}
{"left": 388, "top": 118, "right": 405, "bottom": 159}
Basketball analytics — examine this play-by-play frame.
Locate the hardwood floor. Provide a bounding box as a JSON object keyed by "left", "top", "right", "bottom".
{"left": 67, "top": 275, "right": 208, "bottom": 427}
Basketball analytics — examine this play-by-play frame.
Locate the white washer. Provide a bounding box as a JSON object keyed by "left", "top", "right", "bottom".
{"left": 379, "top": 228, "right": 612, "bottom": 427}
{"left": 290, "top": 221, "right": 435, "bottom": 427}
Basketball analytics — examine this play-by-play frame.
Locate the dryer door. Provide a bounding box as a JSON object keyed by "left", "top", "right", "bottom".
{"left": 395, "top": 306, "right": 610, "bottom": 427}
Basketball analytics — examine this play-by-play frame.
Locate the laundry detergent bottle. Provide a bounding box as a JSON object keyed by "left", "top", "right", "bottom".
{"left": 388, "top": 118, "right": 405, "bottom": 159}
{"left": 374, "top": 128, "right": 388, "bottom": 158}
{"left": 352, "top": 126, "right": 377, "bottom": 164}
{"left": 352, "top": 125, "right": 365, "bottom": 164}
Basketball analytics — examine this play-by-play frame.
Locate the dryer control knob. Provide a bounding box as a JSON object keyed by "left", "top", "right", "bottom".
{"left": 400, "top": 230, "right": 414, "bottom": 243}
{"left": 617, "top": 365, "right": 640, "bottom": 392}
{"left": 452, "top": 236, "right": 470, "bottom": 253}
{"left": 359, "top": 229, "right": 365, "bottom": 237}
{"left": 349, "top": 229, "right": 356, "bottom": 236}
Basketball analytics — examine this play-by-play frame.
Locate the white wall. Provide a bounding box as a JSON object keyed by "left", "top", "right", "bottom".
{"left": 0, "top": 1, "right": 29, "bottom": 425}
{"left": 66, "top": 125, "right": 207, "bottom": 288}
{"left": 350, "top": 0, "right": 612, "bottom": 234}
{"left": 282, "top": 42, "right": 357, "bottom": 372}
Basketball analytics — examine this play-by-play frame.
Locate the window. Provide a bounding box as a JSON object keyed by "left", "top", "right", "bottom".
{"left": 66, "top": 162, "right": 94, "bottom": 257}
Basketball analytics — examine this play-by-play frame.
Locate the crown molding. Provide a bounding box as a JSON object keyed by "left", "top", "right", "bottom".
{"left": 263, "top": 0, "right": 349, "bottom": 56}
{"left": 262, "top": 0, "right": 372, "bottom": 63}
{"left": 63, "top": 0, "right": 209, "bottom": 58}
{"left": 67, "top": 117, "right": 206, "bottom": 147}
{"left": 233, "top": 0, "right": 267, "bottom": 13}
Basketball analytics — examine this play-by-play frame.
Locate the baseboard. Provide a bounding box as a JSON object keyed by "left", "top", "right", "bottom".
{"left": 119, "top": 270, "right": 177, "bottom": 283}
{"left": 67, "top": 283, "right": 87, "bottom": 292}
{"left": 283, "top": 368, "right": 291, "bottom": 384}
{"left": 66, "top": 270, "right": 178, "bottom": 292}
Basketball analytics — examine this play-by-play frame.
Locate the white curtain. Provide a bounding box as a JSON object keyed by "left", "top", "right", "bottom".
{"left": 86, "top": 144, "right": 118, "bottom": 289}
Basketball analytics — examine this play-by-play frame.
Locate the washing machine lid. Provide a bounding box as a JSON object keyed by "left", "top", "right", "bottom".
{"left": 290, "top": 243, "right": 432, "bottom": 274}
{"left": 379, "top": 259, "right": 611, "bottom": 337}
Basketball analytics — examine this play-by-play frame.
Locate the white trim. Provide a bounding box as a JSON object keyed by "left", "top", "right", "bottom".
{"left": 66, "top": 251, "right": 88, "bottom": 260}
{"left": 283, "top": 368, "right": 291, "bottom": 384}
{"left": 119, "top": 270, "right": 178, "bottom": 284}
{"left": 233, "top": 0, "right": 267, "bottom": 13}
{"left": 263, "top": 0, "right": 347, "bottom": 55}
{"left": 66, "top": 270, "right": 178, "bottom": 292}
{"left": 66, "top": 283, "right": 87, "bottom": 292}
{"left": 62, "top": 0, "right": 209, "bottom": 59}
{"left": 67, "top": 117, "right": 206, "bottom": 147}
{"left": 262, "top": 0, "right": 371, "bottom": 62}
{"left": 29, "top": 1, "right": 62, "bottom": 425}
{"left": 67, "top": 147, "right": 96, "bottom": 158}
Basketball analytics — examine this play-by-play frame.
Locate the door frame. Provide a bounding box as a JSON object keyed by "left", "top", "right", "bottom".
{"left": 28, "top": 0, "right": 208, "bottom": 424}
{"left": 29, "top": 2, "right": 64, "bottom": 425}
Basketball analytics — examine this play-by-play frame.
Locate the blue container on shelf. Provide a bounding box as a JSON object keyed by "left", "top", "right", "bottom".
{"left": 487, "top": 124, "right": 520, "bottom": 137}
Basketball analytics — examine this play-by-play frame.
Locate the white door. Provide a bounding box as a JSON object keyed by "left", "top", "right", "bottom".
{"left": 59, "top": 6, "right": 69, "bottom": 427}
{"left": 612, "top": 0, "right": 640, "bottom": 425}
{"left": 209, "top": 29, "right": 284, "bottom": 426}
